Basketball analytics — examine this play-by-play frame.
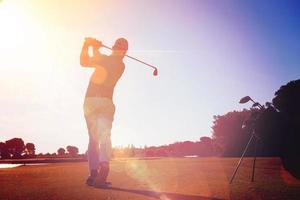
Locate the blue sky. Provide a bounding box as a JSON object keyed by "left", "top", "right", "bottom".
{"left": 0, "top": 0, "right": 299, "bottom": 153}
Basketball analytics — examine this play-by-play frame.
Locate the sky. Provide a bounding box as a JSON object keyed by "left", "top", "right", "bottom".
{"left": 0, "top": 0, "right": 299, "bottom": 153}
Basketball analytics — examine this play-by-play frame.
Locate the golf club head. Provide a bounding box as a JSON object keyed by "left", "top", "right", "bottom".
{"left": 265, "top": 102, "right": 272, "bottom": 108}
{"left": 239, "top": 96, "right": 252, "bottom": 104}
{"left": 153, "top": 68, "right": 158, "bottom": 76}
{"left": 252, "top": 102, "right": 260, "bottom": 108}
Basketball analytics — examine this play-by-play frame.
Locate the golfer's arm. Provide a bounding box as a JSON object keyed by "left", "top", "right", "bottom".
{"left": 80, "top": 43, "right": 92, "bottom": 67}
{"left": 80, "top": 44, "right": 104, "bottom": 67}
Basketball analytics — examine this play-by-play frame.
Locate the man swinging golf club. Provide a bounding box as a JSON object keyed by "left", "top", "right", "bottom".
{"left": 80, "top": 37, "right": 128, "bottom": 188}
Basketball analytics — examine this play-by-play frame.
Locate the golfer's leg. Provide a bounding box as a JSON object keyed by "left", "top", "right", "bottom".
{"left": 99, "top": 132, "right": 112, "bottom": 162}
{"left": 86, "top": 116, "right": 100, "bottom": 174}
{"left": 99, "top": 134, "right": 112, "bottom": 181}
{"left": 88, "top": 138, "right": 99, "bottom": 173}
{"left": 94, "top": 117, "right": 113, "bottom": 185}
{"left": 99, "top": 117, "right": 113, "bottom": 161}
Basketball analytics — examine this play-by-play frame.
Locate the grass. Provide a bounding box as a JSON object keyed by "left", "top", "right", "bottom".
{"left": 0, "top": 157, "right": 300, "bottom": 200}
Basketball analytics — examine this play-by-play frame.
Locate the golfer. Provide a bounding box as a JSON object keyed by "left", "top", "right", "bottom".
{"left": 80, "top": 37, "right": 128, "bottom": 188}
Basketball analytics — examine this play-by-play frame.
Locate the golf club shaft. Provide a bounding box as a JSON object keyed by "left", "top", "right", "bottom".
{"left": 230, "top": 133, "right": 255, "bottom": 184}
{"left": 102, "top": 45, "right": 157, "bottom": 70}
{"left": 251, "top": 136, "right": 257, "bottom": 182}
{"left": 250, "top": 99, "right": 263, "bottom": 109}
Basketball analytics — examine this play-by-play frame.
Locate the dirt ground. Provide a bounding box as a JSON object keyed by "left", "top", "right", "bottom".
{"left": 0, "top": 157, "right": 300, "bottom": 200}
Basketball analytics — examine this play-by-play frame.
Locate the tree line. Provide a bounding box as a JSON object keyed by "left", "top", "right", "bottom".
{"left": 0, "top": 138, "right": 35, "bottom": 159}
{"left": 0, "top": 137, "right": 215, "bottom": 160}
{"left": 0, "top": 138, "right": 80, "bottom": 159}
{"left": 112, "top": 137, "right": 214, "bottom": 158}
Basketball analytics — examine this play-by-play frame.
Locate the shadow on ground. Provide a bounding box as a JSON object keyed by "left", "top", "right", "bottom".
{"left": 107, "top": 187, "right": 223, "bottom": 200}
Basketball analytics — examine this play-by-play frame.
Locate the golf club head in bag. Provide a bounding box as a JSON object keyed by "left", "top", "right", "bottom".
{"left": 239, "top": 96, "right": 252, "bottom": 104}
{"left": 153, "top": 68, "right": 158, "bottom": 76}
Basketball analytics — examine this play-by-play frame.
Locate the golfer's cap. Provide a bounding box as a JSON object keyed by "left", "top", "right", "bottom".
{"left": 113, "top": 38, "right": 128, "bottom": 51}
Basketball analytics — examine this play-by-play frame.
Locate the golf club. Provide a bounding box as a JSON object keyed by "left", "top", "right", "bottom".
{"left": 230, "top": 96, "right": 263, "bottom": 184}
{"left": 239, "top": 96, "right": 263, "bottom": 109}
{"left": 102, "top": 44, "right": 158, "bottom": 76}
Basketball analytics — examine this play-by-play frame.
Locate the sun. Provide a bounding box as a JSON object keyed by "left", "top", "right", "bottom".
{"left": 0, "top": 1, "right": 45, "bottom": 53}
{"left": 0, "top": 0, "right": 46, "bottom": 72}
{"left": 0, "top": 1, "right": 27, "bottom": 49}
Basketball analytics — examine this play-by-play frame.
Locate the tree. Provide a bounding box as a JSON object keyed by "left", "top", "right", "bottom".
{"left": 66, "top": 146, "right": 79, "bottom": 157}
{"left": 200, "top": 136, "right": 212, "bottom": 143}
{"left": 25, "top": 143, "right": 36, "bottom": 157}
{"left": 199, "top": 137, "right": 214, "bottom": 156}
{"left": 127, "top": 144, "right": 135, "bottom": 157}
{"left": 272, "top": 79, "right": 300, "bottom": 179}
{"left": 5, "top": 138, "right": 25, "bottom": 159}
{"left": 212, "top": 104, "right": 287, "bottom": 157}
{"left": 0, "top": 142, "right": 10, "bottom": 159}
{"left": 254, "top": 105, "right": 285, "bottom": 156}
{"left": 45, "top": 153, "right": 51, "bottom": 157}
{"left": 273, "top": 79, "right": 300, "bottom": 115}
{"left": 212, "top": 110, "right": 252, "bottom": 156}
{"left": 37, "top": 153, "right": 43, "bottom": 157}
{"left": 57, "top": 148, "right": 66, "bottom": 156}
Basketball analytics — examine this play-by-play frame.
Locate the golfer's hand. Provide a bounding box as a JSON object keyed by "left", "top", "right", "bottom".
{"left": 84, "top": 37, "right": 94, "bottom": 45}
{"left": 85, "top": 37, "right": 102, "bottom": 49}
{"left": 93, "top": 39, "right": 102, "bottom": 49}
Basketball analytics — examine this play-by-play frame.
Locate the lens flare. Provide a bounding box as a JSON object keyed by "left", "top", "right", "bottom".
{"left": 124, "top": 159, "right": 160, "bottom": 192}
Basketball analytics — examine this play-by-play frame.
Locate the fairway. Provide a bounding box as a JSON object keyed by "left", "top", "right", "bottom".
{"left": 0, "top": 157, "right": 300, "bottom": 200}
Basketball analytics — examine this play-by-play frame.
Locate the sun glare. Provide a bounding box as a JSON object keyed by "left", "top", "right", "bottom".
{"left": 0, "top": 1, "right": 30, "bottom": 49}
{"left": 0, "top": 0, "right": 46, "bottom": 69}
